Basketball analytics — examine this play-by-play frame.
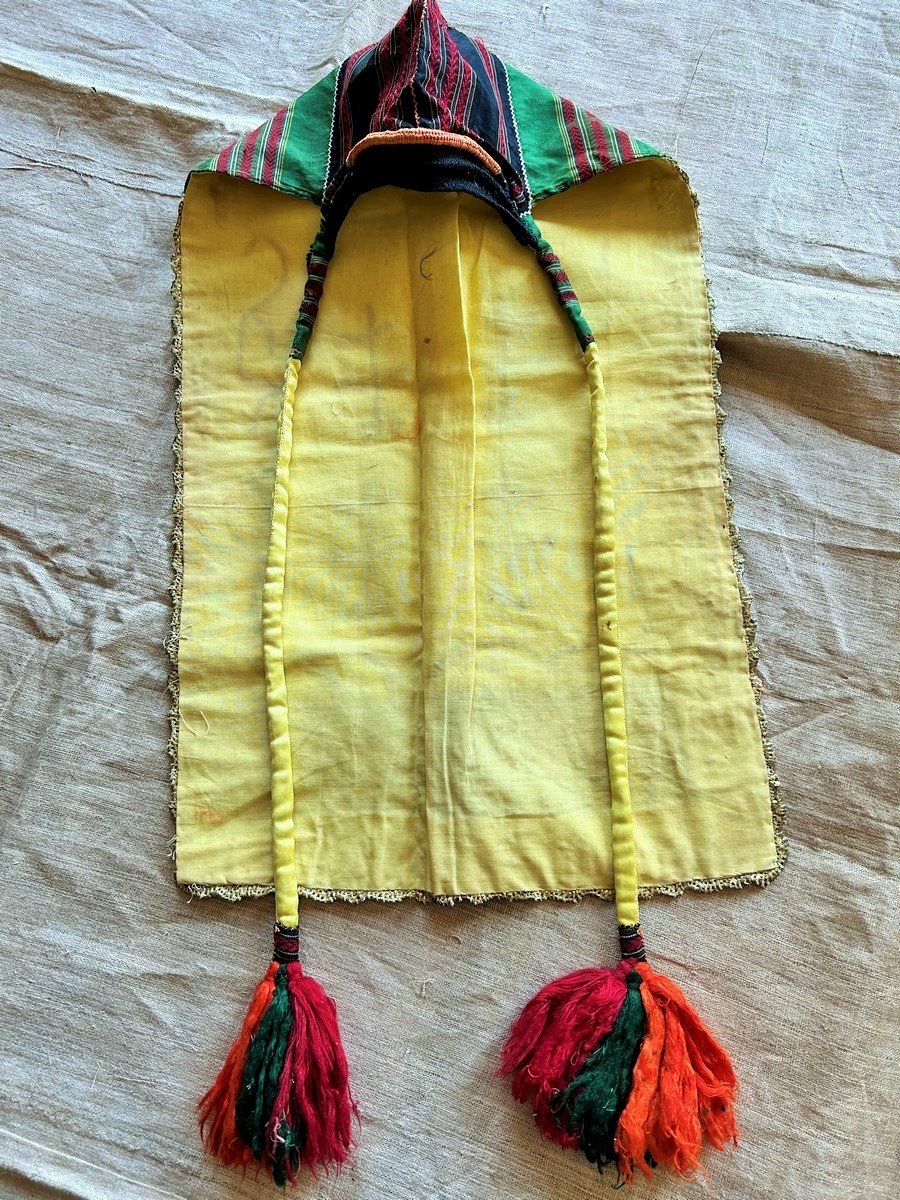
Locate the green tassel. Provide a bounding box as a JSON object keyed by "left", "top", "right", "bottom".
{"left": 555, "top": 969, "right": 646, "bottom": 1169}
{"left": 235, "top": 965, "right": 293, "bottom": 1162}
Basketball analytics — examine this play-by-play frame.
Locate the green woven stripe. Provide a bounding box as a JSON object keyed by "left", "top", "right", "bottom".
{"left": 274, "top": 103, "right": 295, "bottom": 189}
{"left": 226, "top": 140, "right": 242, "bottom": 175}
{"left": 274, "top": 66, "right": 337, "bottom": 197}
{"left": 630, "top": 135, "right": 660, "bottom": 158}
{"left": 604, "top": 121, "right": 624, "bottom": 167}
{"left": 193, "top": 58, "right": 659, "bottom": 210}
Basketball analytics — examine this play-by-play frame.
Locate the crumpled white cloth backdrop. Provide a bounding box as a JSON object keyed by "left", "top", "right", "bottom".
{"left": 0, "top": 2, "right": 897, "bottom": 1199}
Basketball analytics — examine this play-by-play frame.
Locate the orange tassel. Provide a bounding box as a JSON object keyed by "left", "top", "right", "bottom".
{"left": 198, "top": 963, "right": 278, "bottom": 1166}
{"left": 615, "top": 961, "right": 739, "bottom": 1181}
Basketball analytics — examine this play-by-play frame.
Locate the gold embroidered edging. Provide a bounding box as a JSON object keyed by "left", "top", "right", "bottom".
{"left": 180, "top": 854, "right": 786, "bottom": 905}
{"left": 166, "top": 201, "right": 185, "bottom": 852}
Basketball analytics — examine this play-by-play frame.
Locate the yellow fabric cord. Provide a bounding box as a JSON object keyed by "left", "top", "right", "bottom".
{"left": 175, "top": 163, "right": 779, "bottom": 900}
{"left": 263, "top": 358, "right": 302, "bottom": 928}
{"left": 584, "top": 341, "right": 639, "bottom": 927}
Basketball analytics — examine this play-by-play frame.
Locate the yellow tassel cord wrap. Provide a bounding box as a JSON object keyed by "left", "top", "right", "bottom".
{"left": 584, "top": 341, "right": 640, "bottom": 930}
{"left": 262, "top": 357, "right": 303, "bottom": 930}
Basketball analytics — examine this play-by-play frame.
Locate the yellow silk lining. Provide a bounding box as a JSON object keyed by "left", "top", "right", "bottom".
{"left": 175, "top": 162, "right": 779, "bottom": 900}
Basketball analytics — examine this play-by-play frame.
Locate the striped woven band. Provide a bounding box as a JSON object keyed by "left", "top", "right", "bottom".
{"left": 273, "top": 923, "right": 301, "bottom": 963}
{"left": 618, "top": 923, "right": 647, "bottom": 962}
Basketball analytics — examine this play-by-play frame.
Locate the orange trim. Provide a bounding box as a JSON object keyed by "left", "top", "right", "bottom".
{"left": 346, "top": 128, "right": 502, "bottom": 175}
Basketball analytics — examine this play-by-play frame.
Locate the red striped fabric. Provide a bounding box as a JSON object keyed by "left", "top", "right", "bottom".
{"left": 261, "top": 106, "right": 288, "bottom": 187}
{"left": 585, "top": 112, "right": 615, "bottom": 171}
{"left": 472, "top": 38, "right": 508, "bottom": 158}
{"left": 214, "top": 143, "right": 235, "bottom": 173}
{"left": 239, "top": 126, "right": 259, "bottom": 179}
{"left": 560, "top": 97, "right": 592, "bottom": 181}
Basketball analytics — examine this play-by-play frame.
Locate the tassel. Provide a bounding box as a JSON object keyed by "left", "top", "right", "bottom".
{"left": 554, "top": 969, "right": 646, "bottom": 1168}
{"left": 265, "top": 961, "right": 356, "bottom": 1183}
{"left": 198, "top": 963, "right": 278, "bottom": 1167}
{"left": 199, "top": 926, "right": 356, "bottom": 1184}
{"left": 614, "top": 961, "right": 738, "bottom": 1181}
{"left": 500, "top": 964, "right": 629, "bottom": 1145}
{"left": 502, "top": 926, "right": 739, "bottom": 1183}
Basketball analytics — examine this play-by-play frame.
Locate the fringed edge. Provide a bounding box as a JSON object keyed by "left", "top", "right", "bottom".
{"left": 179, "top": 863, "right": 784, "bottom": 904}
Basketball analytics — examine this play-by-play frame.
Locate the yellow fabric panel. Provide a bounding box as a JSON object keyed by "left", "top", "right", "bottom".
{"left": 281, "top": 189, "right": 613, "bottom": 897}
{"left": 537, "top": 165, "right": 777, "bottom": 888}
{"left": 176, "top": 176, "right": 319, "bottom": 886}
{"left": 176, "top": 161, "right": 777, "bottom": 896}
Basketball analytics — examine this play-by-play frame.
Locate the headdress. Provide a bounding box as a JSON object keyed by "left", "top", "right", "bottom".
{"left": 171, "top": 1, "right": 782, "bottom": 1184}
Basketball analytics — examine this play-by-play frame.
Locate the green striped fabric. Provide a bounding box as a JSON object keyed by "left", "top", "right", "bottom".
{"left": 191, "top": 60, "right": 660, "bottom": 210}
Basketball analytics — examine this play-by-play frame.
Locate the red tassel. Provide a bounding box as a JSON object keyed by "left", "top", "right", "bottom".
{"left": 614, "top": 961, "right": 739, "bottom": 1181}
{"left": 197, "top": 963, "right": 278, "bottom": 1167}
{"left": 500, "top": 964, "right": 629, "bottom": 1145}
{"left": 266, "top": 960, "right": 357, "bottom": 1178}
